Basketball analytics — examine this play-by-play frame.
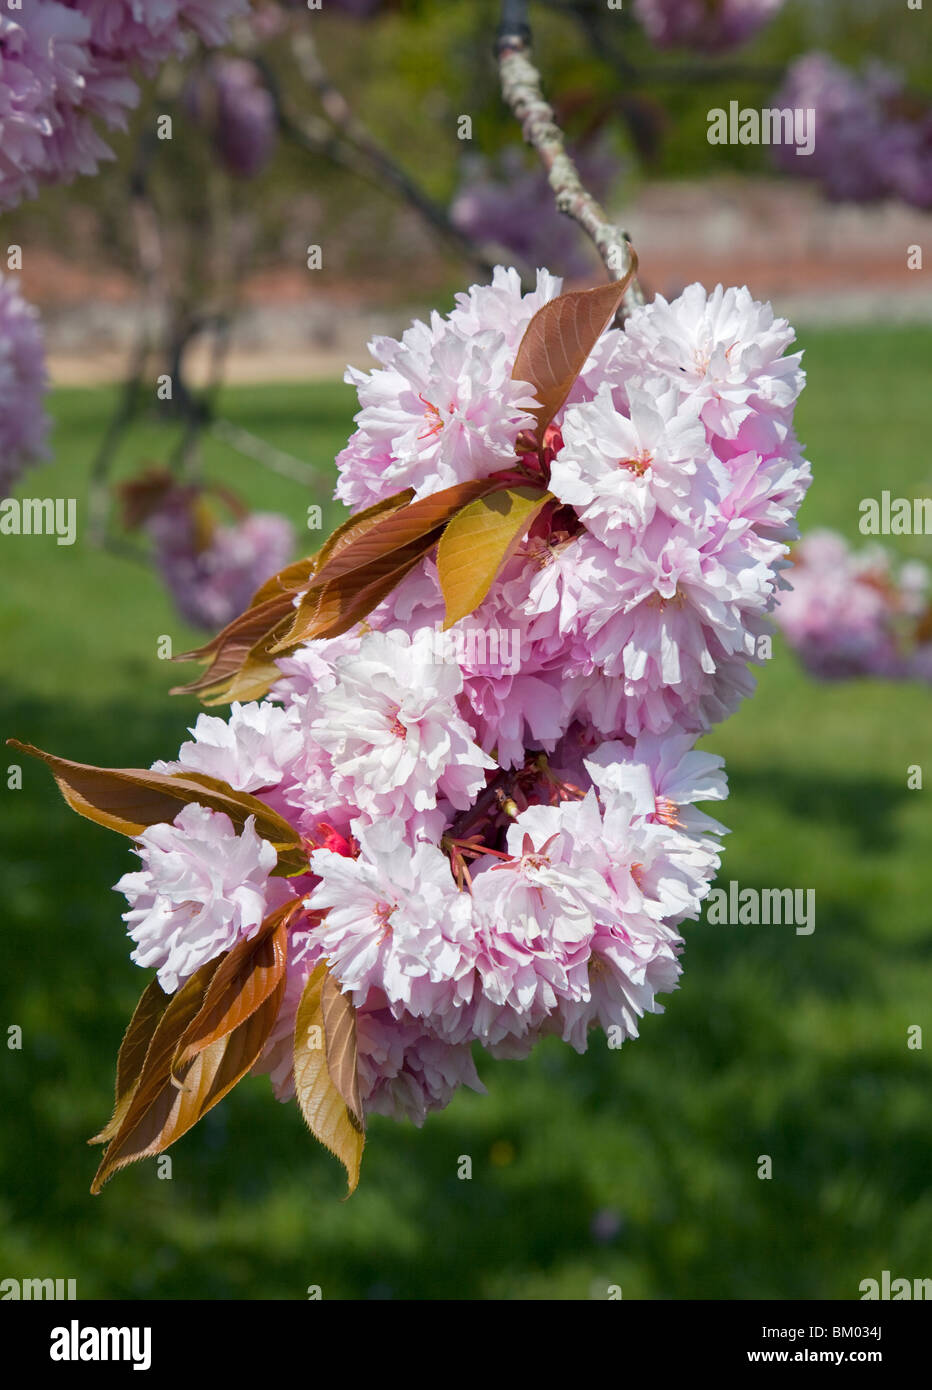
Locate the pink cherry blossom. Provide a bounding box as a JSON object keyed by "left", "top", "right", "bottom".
{"left": 304, "top": 821, "right": 477, "bottom": 1027}
{"left": 334, "top": 268, "right": 561, "bottom": 509}
{"left": 115, "top": 804, "right": 292, "bottom": 994}
{"left": 552, "top": 381, "right": 713, "bottom": 545}
{"left": 152, "top": 701, "right": 305, "bottom": 800}
{"left": 308, "top": 629, "right": 495, "bottom": 825}
{"left": 616, "top": 283, "right": 805, "bottom": 444}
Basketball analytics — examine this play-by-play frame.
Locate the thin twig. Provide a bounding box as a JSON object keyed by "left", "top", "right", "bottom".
{"left": 496, "top": 7, "right": 643, "bottom": 310}
{"left": 446, "top": 767, "right": 515, "bottom": 845}
{"left": 86, "top": 137, "right": 165, "bottom": 547}
{"left": 289, "top": 31, "right": 499, "bottom": 277}
{"left": 210, "top": 418, "right": 320, "bottom": 488}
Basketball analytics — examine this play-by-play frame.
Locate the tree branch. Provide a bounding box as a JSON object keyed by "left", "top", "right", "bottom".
{"left": 496, "top": 12, "right": 643, "bottom": 311}
{"left": 210, "top": 418, "right": 319, "bottom": 488}
{"left": 86, "top": 134, "right": 165, "bottom": 548}
{"left": 287, "top": 31, "right": 499, "bottom": 277}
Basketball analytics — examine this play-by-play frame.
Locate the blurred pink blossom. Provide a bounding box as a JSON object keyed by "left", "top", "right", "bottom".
{"left": 634, "top": 0, "right": 785, "bottom": 53}
{"left": 775, "top": 529, "right": 932, "bottom": 680}
{"left": 0, "top": 0, "right": 248, "bottom": 209}
{"left": 143, "top": 488, "right": 295, "bottom": 632}
{"left": 186, "top": 57, "right": 278, "bottom": 179}
{"left": 0, "top": 274, "right": 49, "bottom": 493}
{"left": 772, "top": 54, "right": 932, "bottom": 209}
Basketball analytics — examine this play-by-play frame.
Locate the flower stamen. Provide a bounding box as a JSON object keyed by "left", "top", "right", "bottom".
{"left": 653, "top": 795, "right": 684, "bottom": 829}
{"left": 618, "top": 452, "right": 652, "bottom": 477}
{"left": 417, "top": 394, "right": 444, "bottom": 439}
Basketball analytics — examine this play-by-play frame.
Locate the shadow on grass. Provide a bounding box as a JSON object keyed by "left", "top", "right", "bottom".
{"left": 726, "top": 763, "right": 910, "bottom": 854}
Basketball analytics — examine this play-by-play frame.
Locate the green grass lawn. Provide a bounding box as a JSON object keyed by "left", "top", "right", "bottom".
{"left": 1, "top": 327, "right": 931, "bottom": 1299}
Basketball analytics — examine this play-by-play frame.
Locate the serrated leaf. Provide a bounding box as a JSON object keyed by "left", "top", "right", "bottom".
{"left": 90, "top": 956, "right": 285, "bottom": 1193}
{"left": 171, "top": 591, "right": 298, "bottom": 694}
{"left": 7, "top": 743, "right": 309, "bottom": 876}
{"left": 172, "top": 492, "right": 417, "bottom": 698}
{"left": 172, "top": 900, "right": 294, "bottom": 1075}
{"left": 437, "top": 486, "right": 553, "bottom": 628}
{"left": 310, "top": 488, "right": 416, "bottom": 578}
{"left": 511, "top": 259, "right": 638, "bottom": 440}
{"left": 170, "top": 548, "right": 322, "bottom": 697}
{"left": 273, "top": 530, "right": 442, "bottom": 649}
{"left": 90, "top": 1039, "right": 230, "bottom": 1192}
{"left": 275, "top": 478, "right": 502, "bottom": 652}
{"left": 89, "top": 977, "right": 171, "bottom": 1146}
{"left": 247, "top": 554, "right": 319, "bottom": 610}
{"left": 175, "top": 553, "right": 318, "bottom": 667}
{"left": 320, "top": 969, "right": 363, "bottom": 1131}
{"left": 188, "top": 616, "right": 295, "bottom": 706}
{"left": 294, "top": 963, "right": 364, "bottom": 1196}
{"left": 308, "top": 478, "right": 498, "bottom": 592}
{"left": 88, "top": 1090, "right": 136, "bottom": 1149}
{"left": 198, "top": 493, "right": 413, "bottom": 643}
{"left": 89, "top": 958, "right": 222, "bottom": 1189}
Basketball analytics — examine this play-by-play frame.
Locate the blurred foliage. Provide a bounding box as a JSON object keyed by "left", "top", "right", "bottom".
{"left": 1, "top": 327, "right": 930, "bottom": 1298}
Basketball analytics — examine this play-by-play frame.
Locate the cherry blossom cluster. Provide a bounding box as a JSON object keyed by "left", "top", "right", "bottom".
{"left": 772, "top": 54, "right": 932, "bottom": 209}
{"left": 337, "top": 270, "right": 809, "bottom": 757}
{"left": 774, "top": 529, "right": 932, "bottom": 683}
{"left": 633, "top": 0, "right": 785, "bottom": 54}
{"left": 0, "top": 273, "right": 49, "bottom": 495}
{"left": 0, "top": 0, "right": 248, "bottom": 211}
{"left": 114, "top": 267, "right": 811, "bottom": 1126}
